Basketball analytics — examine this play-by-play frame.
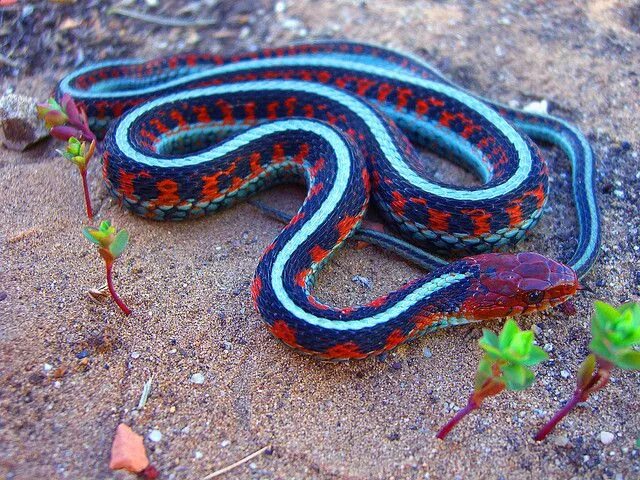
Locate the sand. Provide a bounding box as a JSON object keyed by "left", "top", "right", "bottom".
{"left": 1, "top": 1, "right": 639, "bottom": 479}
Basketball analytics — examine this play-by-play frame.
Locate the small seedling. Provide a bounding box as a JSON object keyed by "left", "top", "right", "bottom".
{"left": 36, "top": 94, "right": 95, "bottom": 142}
{"left": 58, "top": 136, "right": 96, "bottom": 219}
{"left": 83, "top": 221, "right": 131, "bottom": 315}
{"left": 535, "top": 301, "right": 640, "bottom": 440}
{"left": 437, "top": 319, "right": 548, "bottom": 439}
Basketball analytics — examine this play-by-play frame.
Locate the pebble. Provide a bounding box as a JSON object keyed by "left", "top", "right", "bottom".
{"left": 43, "top": 363, "right": 53, "bottom": 372}
{"left": 76, "top": 350, "right": 90, "bottom": 359}
{"left": 0, "top": 94, "right": 49, "bottom": 151}
{"left": 523, "top": 99, "right": 549, "bottom": 115}
{"left": 560, "top": 370, "right": 570, "bottom": 379}
{"left": 131, "top": 352, "right": 141, "bottom": 359}
{"left": 543, "top": 343, "right": 554, "bottom": 352}
{"left": 352, "top": 275, "right": 372, "bottom": 289}
{"left": 423, "top": 347, "right": 432, "bottom": 358}
{"left": 600, "top": 431, "right": 615, "bottom": 445}
{"left": 553, "top": 435, "right": 570, "bottom": 447}
{"left": 221, "top": 440, "right": 231, "bottom": 447}
{"left": 148, "top": 429, "right": 162, "bottom": 442}
{"left": 194, "top": 451, "right": 203, "bottom": 460}
{"left": 190, "top": 373, "right": 205, "bottom": 384}
{"left": 613, "top": 189, "right": 625, "bottom": 199}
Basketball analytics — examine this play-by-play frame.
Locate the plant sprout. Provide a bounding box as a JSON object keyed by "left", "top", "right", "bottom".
{"left": 437, "top": 319, "right": 548, "bottom": 440}
{"left": 36, "top": 94, "right": 95, "bottom": 142}
{"left": 535, "top": 301, "right": 640, "bottom": 440}
{"left": 83, "top": 221, "right": 131, "bottom": 315}
{"left": 58, "top": 136, "right": 96, "bottom": 219}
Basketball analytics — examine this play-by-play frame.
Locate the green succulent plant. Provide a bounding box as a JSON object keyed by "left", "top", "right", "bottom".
{"left": 437, "top": 319, "right": 547, "bottom": 440}
{"left": 536, "top": 301, "right": 640, "bottom": 441}
{"left": 83, "top": 221, "right": 131, "bottom": 315}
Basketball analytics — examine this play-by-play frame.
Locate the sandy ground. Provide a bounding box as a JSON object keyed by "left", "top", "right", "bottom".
{"left": 1, "top": 0, "right": 639, "bottom": 479}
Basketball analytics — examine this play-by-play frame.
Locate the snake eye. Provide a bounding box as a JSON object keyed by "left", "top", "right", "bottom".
{"left": 526, "top": 290, "right": 544, "bottom": 304}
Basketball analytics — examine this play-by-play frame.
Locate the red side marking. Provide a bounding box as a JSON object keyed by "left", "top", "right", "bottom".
{"left": 526, "top": 183, "right": 547, "bottom": 209}
{"left": 139, "top": 129, "right": 157, "bottom": 143}
{"left": 295, "top": 268, "right": 311, "bottom": 288}
{"left": 201, "top": 174, "right": 220, "bottom": 201}
{"left": 390, "top": 191, "right": 407, "bottom": 216}
{"left": 168, "top": 57, "right": 178, "bottom": 69}
{"left": 215, "top": 99, "right": 235, "bottom": 125}
{"left": 244, "top": 102, "right": 256, "bottom": 124}
{"left": 335, "top": 77, "right": 347, "bottom": 89}
{"left": 303, "top": 104, "right": 314, "bottom": 117}
{"left": 112, "top": 102, "right": 124, "bottom": 117}
{"left": 156, "top": 179, "right": 180, "bottom": 205}
{"left": 336, "top": 215, "right": 359, "bottom": 241}
{"left": 284, "top": 97, "right": 297, "bottom": 116}
{"left": 290, "top": 211, "right": 305, "bottom": 225}
{"left": 293, "top": 143, "right": 309, "bottom": 164}
{"left": 477, "top": 136, "right": 495, "bottom": 149}
{"left": 323, "top": 342, "right": 366, "bottom": 360}
{"left": 356, "top": 78, "right": 377, "bottom": 96}
{"left": 462, "top": 208, "right": 492, "bottom": 235}
{"left": 309, "top": 245, "right": 328, "bottom": 262}
{"left": 414, "top": 313, "right": 437, "bottom": 330}
{"left": 299, "top": 70, "right": 313, "bottom": 81}
{"left": 118, "top": 169, "right": 137, "bottom": 200}
{"left": 186, "top": 54, "right": 197, "bottom": 67}
{"left": 308, "top": 182, "right": 324, "bottom": 199}
{"left": 395, "top": 87, "right": 413, "bottom": 111}
{"left": 267, "top": 101, "right": 279, "bottom": 120}
{"left": 410, "top": 196, "right": 428, "bottom": 208}
{"left": 271, "top": 320, "right": 298, "bottom": 347}
{"left": 273, "top": 143, "right": 285, "bottom": 163}
{"left": 251, "top": 276, "right": 262, "bottom": 305}
{"left": 308, "top": 295, "right": 330, "bottom": 310}
{"left": 149, "top": 118, "right": 169, "bottom": 134}
{"left": 249, "top": 152, "right": 262, "bottom": 176}
{"left": 505, "top": 201, "right": 523, "bottom": 227}
{"left": 170, "top": 110, "right": 188, "bottom": 129}
{"left": 377, "top": 83, "right": 393, "bottom": 102}
{"left": 317, "top": 71, "right": 331, "bottom": 83}
{"left": 416, "top": 99, "right": 429, "bottom": 117}
{"left": 193, "top": 105, "right": 211, "bottom": 123}
{"left": 428, "top": 208, "right": 451, "bottom": 232}
{"left": 369, "top": 295, "right": 387, "bottom": 309}
{"left": 309, "top": 157, "right": 325, "bottom": 177}
{"left": 384, "top": 329, "right": 406, "bottom": 351}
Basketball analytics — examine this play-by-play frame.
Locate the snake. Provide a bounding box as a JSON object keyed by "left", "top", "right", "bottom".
{"left": 56, "top": 41, "right": 600, "bottom": 360}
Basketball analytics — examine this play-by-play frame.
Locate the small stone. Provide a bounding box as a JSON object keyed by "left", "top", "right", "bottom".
{"left": 131, "top": 352, "right": 141, "bottom": 359}
{"left": 194, "top": 451, "right": 203, "bottom": 460}
{"left": 552, "top": 435, "right": 570, "bottom": 447}
{"left": 249, "top": 462, "right": 257, "bottom": 470}
{"left": 423, "top": 347, "right": 432, "bottom": 358}
{"left": 274, "top": 0, "right": 286, "bottom": 13}
{"left": 221, "top": 440, "right": 231, "bottom": 447}
{"left": 43, "top": 363, "right": 53, "bottom": 372}
{"left": 76, "top": 349, "right": 90, "bottom": 359}
{"left": 613, "top": 190, "right": 625, "bottom": 199}
{"left": 600, "top": 431, "right": 615, "bottom": 445}
{"left": 543, "top": 343, "right": 554, "bottom": 352}
{"left": 560, "top": 370, "right": 570, "bottom": 379}
{"left": 351, "top": 275, "right": 372, "bottom": 289}
{"left": 169, "top": 406, "right": 176, "bottom": 413}
{"left": 148, "top": 429, "right": 162, "bottom": 443}
{"left": 532, "top": 324, "right": 543, "bottom": 336}
{"left": 523, "top": 99, "right": 549, "bottom": 115}
{"left": 190, "top": 373, "right": 205, "bottom": 384}
{"left": 0, "top": 94, "right": 49, "bottom": 151}
{"left": 110, "top": 424, "right": 150, "bottom": 473}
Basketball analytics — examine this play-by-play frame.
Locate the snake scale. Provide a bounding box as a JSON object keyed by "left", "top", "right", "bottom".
{"left": 56, "top": 41, "right": 601, "bottom": 359}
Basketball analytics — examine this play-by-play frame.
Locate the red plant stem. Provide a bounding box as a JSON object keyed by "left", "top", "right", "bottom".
{"left": 535, "top": 361, "right": 611, "bottom": 441}
{"left": 80, "top": 168, "right": 93, "bottom": 219}
{"left": 436, "top": 396, "right": 479, "bottom": 440}
{"left": 105, "top": 262, "right": 131, "bottom": 315}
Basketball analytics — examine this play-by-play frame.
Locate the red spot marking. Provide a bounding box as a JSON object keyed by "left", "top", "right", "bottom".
{"left": 377, "top": 83, "right": 393, "bottom": 102}
{"left": 308, "top": 181, "right": 324, "bottom": 199}
{"left": 428, "top": 208, "right": 451, "bottom": 232}
{"left": 390, "top": 191, "right": 407, "bottom": 216}
{"left": 317, "top": 71, "right": 331, "bottom": 83}
{"left": 336, "top": 215, "right": 359, "bottom": 241}
{"left": 267, "top": 101, "right": 279, "bottom": 120}
{"left": 309, "top": 245, "right": 328, "bottom": 262}
{"left": 201, "top": 174, "right": 220, "bottom": 201}
{"left": 308, "top": 295, "right": 330, "bottom": 310}
{"left": 139, "top": 129, "right": 157, "bottom": 143}
{"left": 118, "top": 169, "right": 137, "bottom": 200}
{"left": 244, "top": 102, "right": 256, "bottom": 124}
{"left": 249, "top": 152, "right": 262, "bottom": 176}
{"left": 356, "top": 78, "right": 377, "bottom": 96}
{"left": 323, "top": 342, "right": 366, "bottom": 360}
{"left": 215, "top": 99, "right": 235, "bottom": 125}
{"left": 149, "top": 118, "right": 169, "bottom": 134}
{"left": 395, "top": 87, "right": 413, "bottom": 111}
{"left": 170, "top": 110, "right": 188, "bottom": 129}
{"left": 309, "top": 157, "right": 325, "bottom": 177}
{"left": 193, "top": 105, "right": 211, "bottom": 123}
{"left": 369, "top": 295, "right": 387, "bottom": 308}
{"left": 293, "top": 143, "right": 309, "bottom": 164}
{"left": 156, "top": 179, "right": 180, "bottom": 205}
{"left": 285, "top": 97, "right": 297, "bottom": 116}
{"left": 526, "top": 183, "right": 547, "bottom": 209}
{"left": 186, "top": 54, "right": 197, "bottom": 67}
{"left": 303, "top": 104, "right": 314, "bottom": 117}
{"left": 251, "top": 276, "right": 262, "bottom": 306}
{"left": 295, "top": 268, "right": 311, "bottom": 288}
{"left": 290, "top": 211, "right": 305, "bottom": 225}
{"left": 271, "top": 320, "right": 298, "bottom": 348}
{"left": 505, "top": 201, "right": 523, "bottom": 227}
{"left": 462, "top": 208, "right": 492, "bottom": 235}
{"left": 168, "top": 57, "right": 178, "bottom": 69}
{"left": 273, "top": 143, "right": 285, "bottom": 163}
{"left": 384, "top": 329, "right": 406, "bottom": 350}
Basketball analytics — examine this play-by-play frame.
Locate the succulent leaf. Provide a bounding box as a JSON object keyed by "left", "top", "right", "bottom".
{"left": 109, "top": 230, "right": 129, "bottom": 258}
{"left": 502, "top": 363, "right": 535, "bottom": 390}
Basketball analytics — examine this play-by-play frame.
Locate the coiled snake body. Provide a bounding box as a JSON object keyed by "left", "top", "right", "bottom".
{"left": 57, "top": 42, "right": 600, "bottom": 359}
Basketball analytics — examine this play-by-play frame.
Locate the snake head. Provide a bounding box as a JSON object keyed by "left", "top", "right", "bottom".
{"left": 461, "top": 252, "right": 578, "bottom": 320}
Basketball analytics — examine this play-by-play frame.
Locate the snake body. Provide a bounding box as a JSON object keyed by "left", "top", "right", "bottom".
{"left": 57, "top": 42, "right": 600, "bottom": 359}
